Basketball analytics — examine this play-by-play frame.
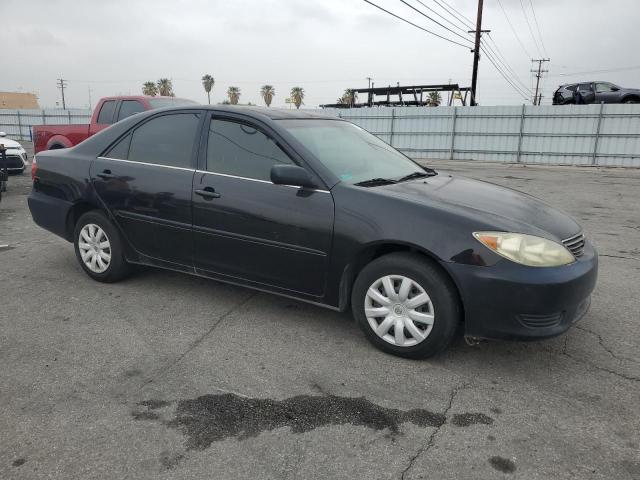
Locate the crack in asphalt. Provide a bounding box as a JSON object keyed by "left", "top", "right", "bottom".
{"left": 400, "top": 383, "right": 466, "bottom": 480}
{"left": 575, "top": 325, "right": 640, "bottom": 365}
{"left": 598, "top": 253, "right": 640, "bottom": 262}
{"left": 139, "top": 292, "right": 257, "bottom": 389}
{"left": 562, "top": 351, "right": 640, "bottom": 383}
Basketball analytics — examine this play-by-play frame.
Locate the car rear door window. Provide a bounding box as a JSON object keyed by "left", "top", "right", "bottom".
{"left": 595, "top": 83, "right": 614, "bottom": 93}
{"left": 117, "top": 100, "right": 145, "bottom": 121}
{"left": 125, "top": 113, "right": 201, "bottom": 168}
{"left": 206, "top": 119, "right": 292, "bottom": 181}
{"left": 97, "top": 100, "right": 117, "bottom": 124}
{"left": 106, "top": 133, "right": 131, "bottom": 159}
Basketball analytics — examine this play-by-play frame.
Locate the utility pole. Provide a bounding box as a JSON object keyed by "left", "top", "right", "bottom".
{"left": 468, "top": 0, "right": 490, "bottom": 106}
{"left": 57, "top": 78, "right": 68, "bottom": 110}
{"left": 531, "top": 58, "right": 550, "bottom": 105}
{"left": 87, "top": 85, "right": 93, "bottom": 110}
{"left": 366, "top": 77, "right": 372, "bottom": 89}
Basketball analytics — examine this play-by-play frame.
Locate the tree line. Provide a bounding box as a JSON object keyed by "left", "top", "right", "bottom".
{"left": 143, "top": 76, "right": 443, "bottom": 108}
{"left": 141, "top": 75, "right": 306, "bottom": 108}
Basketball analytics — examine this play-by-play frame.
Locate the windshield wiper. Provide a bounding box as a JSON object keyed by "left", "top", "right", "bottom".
{"left": 353, "top": 177, "right": 397, "bottom": 187}
{"left": 396, "top": 170, "right": 437, "bottom": 182}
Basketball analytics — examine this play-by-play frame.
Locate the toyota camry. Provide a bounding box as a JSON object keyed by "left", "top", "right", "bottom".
{"left": 28, "top": 106, "right": 598, "bottom": 358}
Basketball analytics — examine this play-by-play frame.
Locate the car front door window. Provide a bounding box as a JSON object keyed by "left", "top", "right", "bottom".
{"left": 206, "top": 119, "right": 293, "bottom": 180}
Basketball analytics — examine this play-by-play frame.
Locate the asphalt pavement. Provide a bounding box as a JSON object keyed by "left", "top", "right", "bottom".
{"left": 1, "top": 145, "right": 639, "bottom": 479}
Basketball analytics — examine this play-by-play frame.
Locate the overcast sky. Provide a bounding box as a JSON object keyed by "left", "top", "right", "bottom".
{"left": 2, "top": 0, "right": 639, "bottom": 109}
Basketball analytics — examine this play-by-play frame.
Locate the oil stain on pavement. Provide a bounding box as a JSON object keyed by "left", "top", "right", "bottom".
{"left": 133, "top": 392, "right": 495, "bottom": 451}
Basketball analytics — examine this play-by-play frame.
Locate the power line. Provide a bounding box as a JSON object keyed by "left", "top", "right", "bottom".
{"left": 408, "top": 0, "right": 530, "bottom": 96}
{"left": 410, "top": 0, "right": 530, "bottom": 96}
{"left": 398, "top": 0, "right": 473, "bottom": 46}
{"left": 519, "top": 0, "right": 542, "bottom": 56}
{"left": 485, "top": 33, "right": 531, "bottom": 93}
{"left": 362, "top": 0, "right": 473, "bottom": 48}
{"left": 412, "top": 0, "right": 468, "bottom": 34}
{"left": 482, "top": 47, "right": 531, "bottom": 100}
{"left": 431, "top": 0, "right": 474, "bottom": 29}
{"left": 549, "top": 65, "right": 640, "bottom": 77}
{"left": 495, "top": 0, "right": 531, "bottom": 59}
{"left": 528, "top": 0, "right": 548, "bottom": 57}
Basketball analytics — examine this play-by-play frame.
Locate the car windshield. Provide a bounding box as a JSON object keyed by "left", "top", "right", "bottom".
{"left": 148, "top": 98, "right": 199, "bottom": 109}
{"left": 279, "top": 119, "right": 430, "bottom": 184}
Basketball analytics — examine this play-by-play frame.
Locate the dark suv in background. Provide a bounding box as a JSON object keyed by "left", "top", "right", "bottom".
{"left": 553, "top": 82, "right": 640, "bottom": 105}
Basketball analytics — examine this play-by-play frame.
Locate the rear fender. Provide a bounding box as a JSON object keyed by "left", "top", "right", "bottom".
{"left": 46, "top": 135, "right": 73, "bottom": 150}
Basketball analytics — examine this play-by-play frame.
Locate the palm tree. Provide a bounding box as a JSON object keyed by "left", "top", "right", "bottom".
{"left": 202, "top": 74, "right": 215, "bottom": 104}
{"left": 157, "top": 78, "right": 174, "bottom": 97}
{"left": 227, "top": 86, "right": 241, "bottom": 105}
{"left": 342, "top": 89, "right": 357, "bottom": 106}
{"left": 428, "top": 91, "right": 442, "bottom": 107}
{"left": 261, "top": 85, "right": 275, "bottom": 107}
{"left": 142, "top": 81, "right": 158, "bottom": 96}
{"left": 290, "top": 87, "right": 305, "bottom": 109}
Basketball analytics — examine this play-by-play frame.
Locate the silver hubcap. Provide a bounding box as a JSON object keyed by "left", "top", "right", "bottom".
{"left": 78, "top": 224, "right": 111, "bottom": 273}
{"left": 364, "top": 275, "right": 435, "bottom": 347}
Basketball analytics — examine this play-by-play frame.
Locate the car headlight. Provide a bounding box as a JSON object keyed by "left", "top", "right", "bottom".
{"left": 473, "top": 231, "right": 575, "bottom": 267}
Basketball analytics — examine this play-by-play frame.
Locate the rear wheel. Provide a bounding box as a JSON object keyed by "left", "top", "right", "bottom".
{"left": 351, "top": 252, "right": 461, "bottom": 359}
{"left": 624, "top": 97, "right": 640, "bottom": 104}
{"left": 73, "top": 211, "right": 131, "bottom": 282}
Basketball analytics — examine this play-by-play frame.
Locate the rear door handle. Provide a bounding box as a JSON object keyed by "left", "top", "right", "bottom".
{"left": 194, "top": 187, "right": 221, "bottom": 199}
{"left": 97, "top": 169, "right": 116, "bottom": 179}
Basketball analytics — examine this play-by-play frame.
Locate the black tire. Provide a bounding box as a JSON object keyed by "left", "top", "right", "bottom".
{"left": 624, "top": 97, "right": 640, "bottom": 104}
{"left": 73, "top": 210, "right": 131, "bottom": 283}
{"left": 351, "top": 252, "right": 461, "bottom": 359}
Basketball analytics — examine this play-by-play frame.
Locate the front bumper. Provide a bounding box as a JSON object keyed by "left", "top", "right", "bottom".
{"left": 446, "top": 240, "right": 598, "bottom": 340}
{"left": 2, "top": 154, "right": 27, "bottom": 173}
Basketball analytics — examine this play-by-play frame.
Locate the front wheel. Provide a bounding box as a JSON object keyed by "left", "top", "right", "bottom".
{"left": 351, "top": 252, "right": 461, "bottom": 359}
{"left": 73, "top": 210, "right": 131, "bottom": 283}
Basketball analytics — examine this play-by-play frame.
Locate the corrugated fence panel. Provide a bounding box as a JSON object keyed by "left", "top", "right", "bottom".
{"left": 0, "top": 108, "right": 91, "bottom": 141}
{"left": 393, "top": 107, "right": 452, "bottom": 158}
{"left": 596, "top": 104, "right": 640, "bottom": 167}
{"left": 311, "top": 104, "right": 640, "bottom": 167}
{"left": 3, "top": 105, "right": 640, "bottom": 167}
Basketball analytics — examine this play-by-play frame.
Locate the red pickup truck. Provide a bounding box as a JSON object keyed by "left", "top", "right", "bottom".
{"left": 33, "top": 96, "right": 198, "bottom": 153}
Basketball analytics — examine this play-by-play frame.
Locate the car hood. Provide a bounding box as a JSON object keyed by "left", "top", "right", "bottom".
{"left": 0, "top": 137, "right": 23, "bottom": 150}
{"left": 375, "top": 173, "right": 581, "bottom": 241}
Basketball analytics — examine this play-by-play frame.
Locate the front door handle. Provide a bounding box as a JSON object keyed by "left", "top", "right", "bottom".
{"left": 194, "top": 187, "right": 221, "bottom": 199}
{"left": 97, "top": 169, "right": 116, "bottom": 179}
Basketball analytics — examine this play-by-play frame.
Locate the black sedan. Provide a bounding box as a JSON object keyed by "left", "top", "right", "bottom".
{"left": 28, "top": 106, "right": 598, "bottom": 358}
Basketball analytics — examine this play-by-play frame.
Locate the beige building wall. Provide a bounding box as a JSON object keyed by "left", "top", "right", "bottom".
{"left": 0, "top": 92, "right": 40, "bottom": 109}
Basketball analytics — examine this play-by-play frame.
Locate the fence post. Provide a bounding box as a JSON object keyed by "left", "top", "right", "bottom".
{"left": 17, "top": 111, "right": 23, "bottom": 140}
{"left": 592, "top": 102, "right": 604, "bottom": 165}
{"left": 42, "top": 110, "right": 46, "bottom": 125}
{"left": 516, "top": 103, "right": 526, "bottom": 163}
{"left": 68, "top": 110, "right": 72, "bottom": 124}
{"left": 449, "top": 107, "right": 457, "bottom": 160}
{"left": 389, "top": 108, "right": 396, "bottom": 147}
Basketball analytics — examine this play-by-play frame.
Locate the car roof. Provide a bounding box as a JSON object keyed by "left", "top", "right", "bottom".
{"left": 154, "top": 104, "right": 339, "bottom": 121}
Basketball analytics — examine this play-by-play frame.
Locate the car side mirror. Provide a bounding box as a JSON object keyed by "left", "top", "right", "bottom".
{"left": 270, "top": 164, "right": 315, "bottom": 188}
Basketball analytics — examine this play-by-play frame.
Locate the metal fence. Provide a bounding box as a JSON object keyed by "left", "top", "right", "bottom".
{"left": 318, "top": 104, "right": 640, "bottom": 167}
{"left": 0, "top": 109, "right": 92, "bottom": 141}
{"left": 2, "top": 105, "right": 640, "bottom": 167}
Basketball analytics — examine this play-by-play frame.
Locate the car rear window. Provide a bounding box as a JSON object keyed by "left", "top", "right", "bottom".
{"left": 117, "top": 100, "right": 145, "bottom": 122}
{"left": 106, "top": 113, "right": 201, "bottom": 168}
{"left": 97, "top": 100, "right": 117, "bottom": 124}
